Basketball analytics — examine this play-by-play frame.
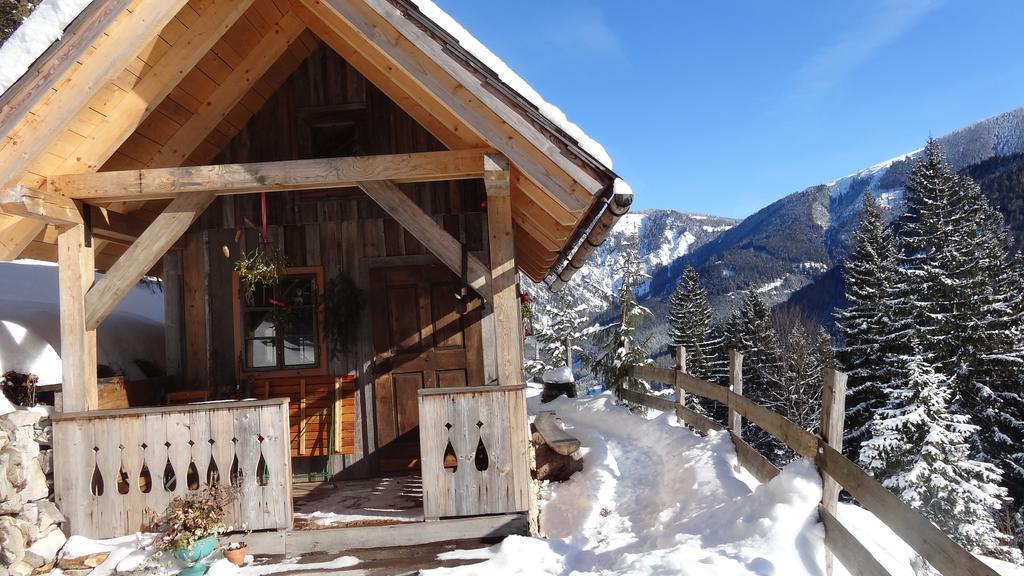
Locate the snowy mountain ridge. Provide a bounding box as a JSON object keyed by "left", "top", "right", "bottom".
{"left": 651, "top": 106, "right": 1024, "bottom": 325}
{"left": 524, "top": 209, "right": 738, "bottom": 316}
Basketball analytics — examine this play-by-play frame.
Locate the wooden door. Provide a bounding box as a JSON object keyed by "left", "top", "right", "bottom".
{"left": 370, "top": 264, "right": 484, "bottom": 471}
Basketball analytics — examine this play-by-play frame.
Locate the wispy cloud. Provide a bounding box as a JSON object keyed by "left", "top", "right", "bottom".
{"left": 790, "top": 0, "right": 941, "bottom": 104}
{"left": 541, "top": 1, "right": 627, "bottom": 65}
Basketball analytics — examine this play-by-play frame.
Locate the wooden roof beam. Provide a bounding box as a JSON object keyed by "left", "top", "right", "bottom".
{"left": 0, "top": 186, "right": 83, "bottom": 227}
{"left": 144, "top": 11, "right": 307, "bottom": 170}
{"left": 84, "top": 192, "right": 216, "bottom": 330}
{"left": 0, "top": 217, "right": 47, "bottom": 261}
{"left": 53, "top": 0, "right": 259, "bottom": 175}
{"left": 0, "top": 0, "right": 190, "bottom": 188}
{"left": 358, "top": 179, "right": 491, "bottom": 299}
{"left": 294, "top": 2, "right": 481, "bottom": 151}
{"left": 303, "top": 0, "right": 595, "bottom": 214}
{"left": 50, "top": 148, "right": 493, "bottom": 202}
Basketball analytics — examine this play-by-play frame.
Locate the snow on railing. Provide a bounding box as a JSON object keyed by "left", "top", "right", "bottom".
{"left": 624, "top": 348, "right": 998, "bottom": 576}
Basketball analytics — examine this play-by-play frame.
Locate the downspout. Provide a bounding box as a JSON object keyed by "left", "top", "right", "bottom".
{"left": 548, "top": 179, "right": 633, "bottom": 292}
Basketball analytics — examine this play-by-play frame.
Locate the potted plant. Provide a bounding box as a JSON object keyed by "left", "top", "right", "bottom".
{"left": 153, "top": 484, "right": 238, "bottom": 575}
{"left": 222, "top": 541, "right": 248, "bottom": 567}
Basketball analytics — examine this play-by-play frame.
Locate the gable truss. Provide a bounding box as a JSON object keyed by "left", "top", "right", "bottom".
{"left": 0, "top": 0, "right": 619, "bottom": 282}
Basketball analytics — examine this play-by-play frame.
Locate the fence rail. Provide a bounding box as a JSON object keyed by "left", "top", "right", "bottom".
{"left": 626, "top": 349, "right": 998, "bottom": 576}
{"left": 53, "top": 398, "right": 293, "bottom": 538}
{"left": 418, "top": 385, "right": 531, "bottom": 520}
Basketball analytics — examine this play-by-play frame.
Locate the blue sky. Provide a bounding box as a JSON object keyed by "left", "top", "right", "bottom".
{"left": 433, "top": 0, "right": 1024, "bottom": 218}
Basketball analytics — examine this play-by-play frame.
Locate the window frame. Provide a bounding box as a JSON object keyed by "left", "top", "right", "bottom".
{"left": 232, "top": 266, "right": 329, "bottom": 378}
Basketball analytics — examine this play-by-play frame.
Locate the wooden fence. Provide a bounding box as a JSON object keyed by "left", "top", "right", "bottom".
{"left": 624, "top": 348, "right": 999, "bottom": 576}
{"left": 418, "top": 385, "right": 530, "bottom": 520}
{"left": 53, "top": 398, "right": 293, "bottom": 538}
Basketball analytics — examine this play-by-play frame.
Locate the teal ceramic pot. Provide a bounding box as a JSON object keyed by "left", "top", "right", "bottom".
{"left": 173, "top": 534, "right": 217, "bottom": 576}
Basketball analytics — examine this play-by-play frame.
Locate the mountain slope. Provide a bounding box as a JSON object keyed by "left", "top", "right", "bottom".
{"left": 647, "top": 106, "right": 1024, "bottom": 323}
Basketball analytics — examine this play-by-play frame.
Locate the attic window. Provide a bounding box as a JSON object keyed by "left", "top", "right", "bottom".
{"left": 309, "top": 121, "right": 359, "bottom": 158}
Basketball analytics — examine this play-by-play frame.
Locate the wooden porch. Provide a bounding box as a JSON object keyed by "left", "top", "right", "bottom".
{"left": 0, "top": 0, "right": 630, "bottom": 553}
{"left": 52, "top": 382, "right": 529, "bottom": 542}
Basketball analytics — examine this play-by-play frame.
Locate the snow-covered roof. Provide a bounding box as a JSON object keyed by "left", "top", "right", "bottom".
{"left": 0, "top": 0, "right": 92, "bottom": 94}
{"left": 407, "top": 0, "right": 613, "bottom": 170}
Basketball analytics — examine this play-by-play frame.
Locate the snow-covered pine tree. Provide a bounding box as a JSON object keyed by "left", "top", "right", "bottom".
{"left": 591, "top": 233, "right": 654, "bottom": 406}
{"left": 534, "top": 275, "right": 598, "bottom": 378}
{"left": 731, "top": 291, "right": 783, "bottom": 456}
{"left": 860, "top": 336, "right": 1015, "bottom": 559}
{"left": 761, "top": 311, "right": 836, "bottom": 465}
{"left": 885, "top": 140, "right": 962, "bottom": 376}
{"left": 835, "top": 190, "right": 897, "bottom": 463}
{"left": 667, "top": 266, "right": 727, "bottom": 412}
{"left": 769, "top": 324, "right": 822, "bottom": 464}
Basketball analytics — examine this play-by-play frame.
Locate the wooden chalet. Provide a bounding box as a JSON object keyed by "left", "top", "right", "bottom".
{"left": 0, "top": 0, "right": 631, "bottom": 545}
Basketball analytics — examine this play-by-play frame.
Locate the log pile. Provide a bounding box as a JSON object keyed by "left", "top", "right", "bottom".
{"left": 0, "top": 396, "right": 64, "bottom": 576}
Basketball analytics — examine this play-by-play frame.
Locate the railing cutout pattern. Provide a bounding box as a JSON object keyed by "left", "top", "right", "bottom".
{"left": 419, "top": 385, "right": 530, "bottom": 520}
{"left": 53, "top": 399, "right": 293, "bottom": 539}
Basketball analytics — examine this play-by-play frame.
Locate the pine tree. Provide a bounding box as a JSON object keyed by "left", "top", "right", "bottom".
{"left": 860, "top": 337, "right": 1013, "bottom": 559}
{"left": 592, "top": 233, "right": 653, "bottom": 403}
{"left": 668, "top": 266, "right": 727, "bottom": 412}
{"left": 534, "top": 275, "right": 597, "bottom": 375}
{"left": 731, "top": 291, "right": 783, "bottom": 457}
{"left": 835, "top": 190, "right": 897, "bottom": 462}
{"left": 883, "top": 141, "right": 963, "bottom": 373}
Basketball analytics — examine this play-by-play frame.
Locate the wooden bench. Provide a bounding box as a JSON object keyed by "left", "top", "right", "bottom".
{"left": 534, "top": 411, "right": 581, "bottom": 455}
{"left": 532, "top": 411, "right": 582, "bottom": 481}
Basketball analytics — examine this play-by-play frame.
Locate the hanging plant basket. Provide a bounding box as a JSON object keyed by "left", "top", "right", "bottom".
{"left": 234, "top": 244, "right": 288, "bottom": 293}
{"left": 323, "top": 273, "right": 365, "bottom": 359}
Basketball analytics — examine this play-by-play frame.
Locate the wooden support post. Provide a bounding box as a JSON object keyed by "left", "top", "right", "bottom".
{"left": 57, "top": 223, "right": 97, "bottom": 411}
{"left": 728, "top": 350, "right": 743, "bottom": 437}
{"left": 674, "top": 346, "right": 686, "bottom": 408}
{"left": 163, "top": 251, "right": 184, "bottom": 379}
{"left": 820, "top": 368, "right": 848, "bottom": 576}
{"left": 484, "top": 154, "right": 522, "bottom": 387}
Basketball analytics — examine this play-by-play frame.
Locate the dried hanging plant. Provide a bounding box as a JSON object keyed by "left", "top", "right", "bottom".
{"left": 234, "top": 244, "right": 288, "bottom": 293}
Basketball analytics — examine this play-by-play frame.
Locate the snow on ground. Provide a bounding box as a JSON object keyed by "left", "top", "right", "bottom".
{"left": 51, "top": 534, "right": 359, "bottom": 575}
{"left": 424, "top": 391, "right": 1024, "bottom": 576}
{"left": 754, "top": 277, "right": 786, "bottom": 294}
{"left": 0, "top": 261, "right": 165, "bottom": 383}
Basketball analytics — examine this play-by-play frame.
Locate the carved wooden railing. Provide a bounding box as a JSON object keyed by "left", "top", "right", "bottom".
{"left": 418, "top": 385, "right": 530, "bottom": 520}
{"left": 625, "top": 349, "right": 998, "bottom": 576}
{"left": 52, "top": 398, "right": 293, "bottom": 538}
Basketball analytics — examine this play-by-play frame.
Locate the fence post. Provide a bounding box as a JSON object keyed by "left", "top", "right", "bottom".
{"left": 728, "top": 350, "right": 743, "bottom": 437}
{"left": 674, "top": 346, "right": 686, "bottom": 409}
{"left": 820, "top": 368, "right": 848, "bottom": 576}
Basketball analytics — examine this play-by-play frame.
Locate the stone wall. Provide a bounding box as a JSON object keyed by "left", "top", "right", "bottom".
{"left": 0, "top": 403, "right": 65, "bottom": 576}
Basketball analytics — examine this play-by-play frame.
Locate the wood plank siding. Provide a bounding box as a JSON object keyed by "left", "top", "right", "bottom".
{"left": 169, "top": 43, "right": 492, "bottom": 479}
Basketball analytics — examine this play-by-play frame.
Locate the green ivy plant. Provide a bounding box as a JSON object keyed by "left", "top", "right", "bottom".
{"left": 322, "top": 273, "right": 365, "bottom": 359}
{"left": 234, "top": 245, "right": 288, "bottom": 294}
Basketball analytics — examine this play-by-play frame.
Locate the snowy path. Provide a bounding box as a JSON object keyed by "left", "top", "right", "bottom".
{"left": 425, "top": 391, "right": 1024, "bottom": 576}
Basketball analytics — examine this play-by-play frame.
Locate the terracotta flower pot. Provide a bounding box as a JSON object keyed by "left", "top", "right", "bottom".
{"left": 223, "top": 543, "right": 248, "bottom": 567}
